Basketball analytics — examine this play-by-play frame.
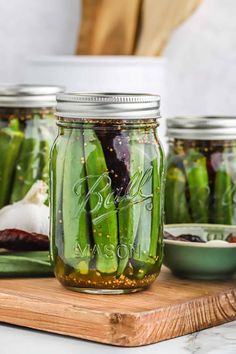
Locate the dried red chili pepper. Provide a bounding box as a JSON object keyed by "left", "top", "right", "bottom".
{"left": 164, "top": 231, "right": 205, "bottom": 243}
{"left": 0, "top": 229, "right": 49, "bottom": 251}
{"left": 226, "top": 234, "right": 236, "bottom": 243}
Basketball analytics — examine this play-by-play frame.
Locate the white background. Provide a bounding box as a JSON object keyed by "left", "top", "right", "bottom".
{"left": 0, "top": 0, "right": 80, "bottom": 82}
{"left": 165, "top": 0, "right": 236, "bottom": 116}
{"left": 0, "top": 0, "right": 236, "bottom": 116}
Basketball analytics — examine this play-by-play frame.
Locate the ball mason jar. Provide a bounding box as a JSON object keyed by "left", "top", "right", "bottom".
{"left": 165, "top": 116, "right": 236, "bottom": 225}
{"left": 50, "top": 93, "right": 165, "bottom": 294}
{"left": 0, "top": 84, "right": 63, "bottom": 207}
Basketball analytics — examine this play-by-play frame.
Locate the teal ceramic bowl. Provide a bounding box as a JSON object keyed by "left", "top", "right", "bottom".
{"left": 164, "top": 224, "right": 236, "bottom": 280}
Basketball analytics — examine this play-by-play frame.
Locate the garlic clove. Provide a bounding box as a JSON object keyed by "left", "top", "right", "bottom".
{"left": 0, "top": 180, "right": 49, "bottom": 236}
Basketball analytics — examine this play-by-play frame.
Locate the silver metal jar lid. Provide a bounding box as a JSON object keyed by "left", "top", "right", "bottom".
{"left": 56, "top": 93, "right": 161, "bottom": 119}
{"left": 167, "top": 116, "right": 236, "bottom": 140}
{"left": 0, "top": 84, "right": 64, "bottom": 108}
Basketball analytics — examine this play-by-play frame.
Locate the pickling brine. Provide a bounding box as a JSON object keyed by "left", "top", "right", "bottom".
{"left": 50, "top": 93, "right": 165, "bottom": 294}
{"left": 165, "top": 116, "right": 236, "bottom": 225}
{"left": 0, "top": 85, "right": 63, "bottom": 207}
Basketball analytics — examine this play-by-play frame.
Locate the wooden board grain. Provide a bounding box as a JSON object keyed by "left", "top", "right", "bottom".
{"left": 0, "top": 268, "right": 235, "bottom": 347}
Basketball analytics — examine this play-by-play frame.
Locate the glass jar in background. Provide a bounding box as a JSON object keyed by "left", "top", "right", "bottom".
{"left": 50, "top": 93, "right": 165, "bottom": 294}
{"left": 165, "top": 116, "right": 236, "bottom": 225}
{"left": 0, "top": 85, "right": 63, "bottom": 207}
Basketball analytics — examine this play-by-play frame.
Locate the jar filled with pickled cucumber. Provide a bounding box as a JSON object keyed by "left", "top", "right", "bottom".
{"left": 0, "top": 84, "right": 63, "bottom": 207}
{"left": 165, "top": 116, "right": 236, "bottom": 225}
{"left": 50, "top": 93, "right": 165, "bottom": 294}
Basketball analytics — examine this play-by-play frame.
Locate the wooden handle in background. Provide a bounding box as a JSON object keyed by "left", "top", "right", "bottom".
{"left": 76, "top": 0, "right": 142, "bottom": 55}
{"left": 135, "top": 0, "right": 203, "bottom": 56}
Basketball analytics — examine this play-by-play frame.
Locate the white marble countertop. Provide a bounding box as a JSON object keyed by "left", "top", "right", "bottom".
{"left": 1, "top": 321, "right": 236, "bottom": 354}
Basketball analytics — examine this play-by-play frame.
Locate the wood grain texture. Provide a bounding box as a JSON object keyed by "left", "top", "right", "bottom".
{"left": 77, "top": 0, "right": 141, "bottom": 55}
{"left": 0, "top": 268, "right": 235, "bottom": 347}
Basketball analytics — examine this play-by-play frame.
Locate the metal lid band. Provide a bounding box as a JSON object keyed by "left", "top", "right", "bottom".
{"left": 0, "top": 84, "right": 64, "bottom": 108}
{"left": 167, "top": 116, "right": 236, "bottom": 140}
{"left": 56, "top": 93, "right": 161, "bottom": 119}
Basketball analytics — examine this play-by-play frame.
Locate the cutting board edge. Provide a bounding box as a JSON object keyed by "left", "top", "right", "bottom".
{"left": 0, "top": 311, "right": 235, "bottom": 348}
{"left": 0, "top": 286, "right": 235, "bottom": 347}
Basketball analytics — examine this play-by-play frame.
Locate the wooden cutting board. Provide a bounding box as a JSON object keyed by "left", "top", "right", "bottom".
{"left": 0, "top": 268, "right": 235, "bottom": 347}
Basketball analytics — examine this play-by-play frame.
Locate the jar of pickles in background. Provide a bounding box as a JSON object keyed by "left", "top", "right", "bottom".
{"left": 0, "top": 84, "right": 63, "bottom": 207}
{"left": 50, "top": 93, "right": 165, "bottom": 294}
{"left": 165, "top": 116, "right": 236, "bottom": 225}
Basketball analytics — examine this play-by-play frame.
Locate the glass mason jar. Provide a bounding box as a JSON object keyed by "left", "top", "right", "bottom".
{"left": 50, "top": 93, "right": 165, "bottom": 294}
{"left": 165, "top": 116, "right": 236, "bottom": 225}
{"left": 0, "top": 84, "right": 63, "bottom": 207}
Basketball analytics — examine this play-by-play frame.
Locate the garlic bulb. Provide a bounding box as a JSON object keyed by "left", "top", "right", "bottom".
{"left": 0, "top": 181, "right": 49, "bottom": 236}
